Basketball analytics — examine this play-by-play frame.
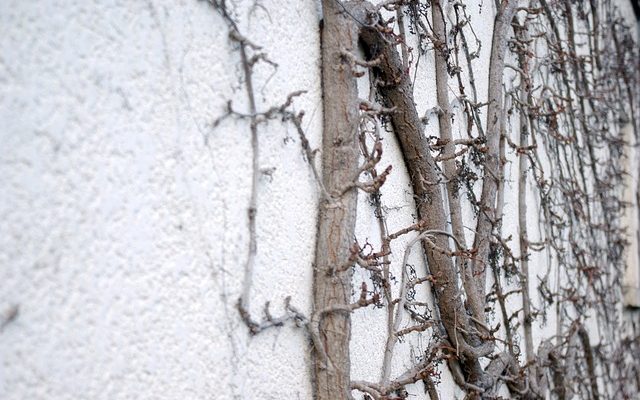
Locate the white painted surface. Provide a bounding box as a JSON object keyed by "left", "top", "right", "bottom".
{"left": 0, "top": 1, "right": 637, "bottom": 399}
{"left": 0, "top": 1, "right": 321, "bottom": 399}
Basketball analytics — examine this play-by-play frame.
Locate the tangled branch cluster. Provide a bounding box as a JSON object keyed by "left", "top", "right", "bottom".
{"left": 208, "top": 0, "right": 640, "bottom": 399}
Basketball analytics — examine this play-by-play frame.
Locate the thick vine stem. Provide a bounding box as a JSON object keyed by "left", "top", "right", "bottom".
{"left": 313, "top": 1, "right": 376, "bottom": 398}
{"left": 359, "top": 15, "right": 492, "bottom": 389}
{"left": 470, "top": 0, "right": 519, "bottom": 307}
{"left": 431, "top": 0, "right": 484, "bottom": 328}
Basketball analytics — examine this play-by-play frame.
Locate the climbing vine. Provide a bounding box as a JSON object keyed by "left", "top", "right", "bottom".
{"left": 208, "top": 0, "right": 640, "bottom": 398}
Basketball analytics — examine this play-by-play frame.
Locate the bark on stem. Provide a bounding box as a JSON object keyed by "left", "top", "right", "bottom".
{"left": 360, "top": 22, "right": 491, "bottom": 388}
{"left": 313, "top": 1, "right": 367, "bottom": 398}
{"left": 431, "top": 0, "right": 484, "bottom": 325}
{"left": 471, "top": 0, "right": 518, "bottom": 305}
{"left": 514, "top": 20, "right": 536, "bottom": 378}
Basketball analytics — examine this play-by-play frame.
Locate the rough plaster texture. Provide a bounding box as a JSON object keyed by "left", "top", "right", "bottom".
{"left": 0, "top": 1, "right": 638, "bottom": 400}
{"left": 0, "top": 1, "right": 321, "bottom": 399}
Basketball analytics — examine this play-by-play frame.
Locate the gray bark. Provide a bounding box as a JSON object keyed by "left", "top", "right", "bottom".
{"left": 312, "top": 1, "right": 369, "bottom": 398}
{"left": 471, "top": 0, "right": 518, "bottom": 305}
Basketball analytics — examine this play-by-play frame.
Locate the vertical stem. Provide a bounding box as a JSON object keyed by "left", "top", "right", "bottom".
{"left": 471, "top": 0, "right": 518, "bottom": 306}
{"left": 432, "top": 0, "right": 484, "bottom": 325}
{"left": 514, "top": 19, "right": 535, "bottom": 372}
{"left": 313, "top": 1, "right": 365, "bottom": 398}
{"left": 236, "top": 27, "right": 260, "bottom": 321}
{"left": 396, "top": 5, "right": 409, "bottom": 71}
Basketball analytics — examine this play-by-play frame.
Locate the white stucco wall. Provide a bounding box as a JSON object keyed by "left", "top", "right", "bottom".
{"left": 0, "top": 1, "right": 323, "bottom": 398}
{"left": 1, "top": 1, "right": 638, "bottom": 399}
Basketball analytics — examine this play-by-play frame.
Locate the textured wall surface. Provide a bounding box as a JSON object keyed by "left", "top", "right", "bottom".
{"left": 1, "top": 1, "right": 638, "bottom": 400}
{"left": 0, "top": 1, "right": 323, "bottom": 399}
